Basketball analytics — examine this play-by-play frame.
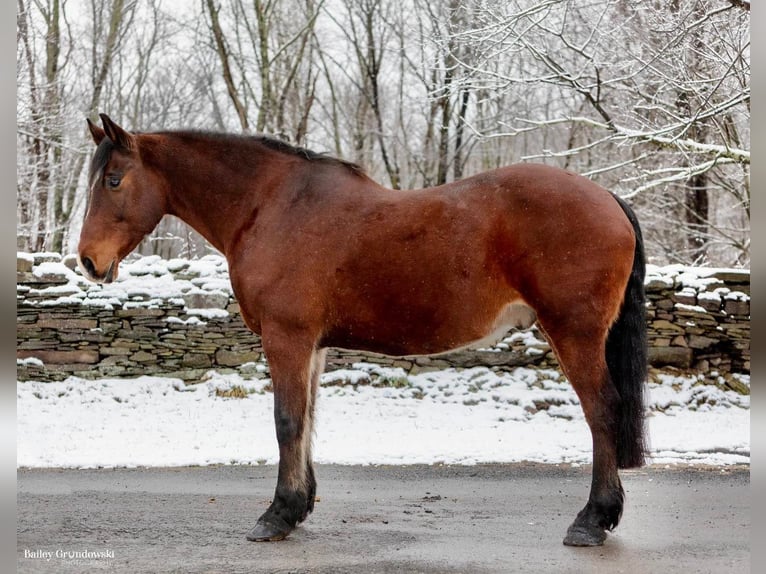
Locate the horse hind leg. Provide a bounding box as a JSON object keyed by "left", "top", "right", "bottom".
{"left": 541, "top": 322, "right": 625, "bottom": 546}
{"left": 247, "top": 329, "right": 320, "bottom": 542}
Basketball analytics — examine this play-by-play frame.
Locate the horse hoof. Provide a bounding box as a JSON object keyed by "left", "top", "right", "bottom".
{"left": 563, "top": 524, "right": 607, "bottom": 547}
{"left": 246, "top": 516, "right": 293, "bottom": 542}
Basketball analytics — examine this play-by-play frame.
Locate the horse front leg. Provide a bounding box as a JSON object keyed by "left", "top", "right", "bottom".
{"left": 247, "top": 329, "right": 323, "bottom": 542}
{"left": 301, "top": 348, "right": 326, "bottom": 523}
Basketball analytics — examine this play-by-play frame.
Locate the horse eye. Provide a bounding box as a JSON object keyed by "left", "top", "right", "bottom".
{"left": 106, "top": 175, "right": 122, "bottom": 189}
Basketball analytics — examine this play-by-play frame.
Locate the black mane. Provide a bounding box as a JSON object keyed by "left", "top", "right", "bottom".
{"left": 166, "top": 130, "right": 366, "bottom": 176}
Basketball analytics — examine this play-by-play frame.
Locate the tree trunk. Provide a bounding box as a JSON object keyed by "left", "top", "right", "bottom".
{"left": 453, "top": 89, "right": 470, "bottom": 181}
{"left": 685, "top": 172, "right": 709, "bottom": 262}
{"left": 205, "top": 0, "right": 250, "bottom": 131}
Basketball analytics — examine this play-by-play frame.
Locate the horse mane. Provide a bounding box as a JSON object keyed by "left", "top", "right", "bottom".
{"left": 256, "top": 135, "right": 366, "bottom": 176}
{"left": 163, "top": 130, "right": 367, "bottom": 177}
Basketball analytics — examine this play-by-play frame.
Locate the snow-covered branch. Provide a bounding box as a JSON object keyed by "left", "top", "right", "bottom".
{"left": 495, "top": 114, "right": 748, "bottom": 165}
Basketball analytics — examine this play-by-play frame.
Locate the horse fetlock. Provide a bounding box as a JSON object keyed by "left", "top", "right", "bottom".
{"left": 591, "top": 484, "right": 625, "bottom": 531}
{"left": 300, "top": 466, "right": 317, "bottom": 523}
{"left": 563, "top": 493, "right": 624, "bottom": 547}
{"left": 275, "top": 485, "right": 311, "bottom": 526}
{"left": 603, "top": 499, "right": 624, "bottom": 531}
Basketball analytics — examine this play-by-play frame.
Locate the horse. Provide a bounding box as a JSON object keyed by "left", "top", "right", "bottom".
{"left": 78, "top": 113, "right": 648, "bottom": 547}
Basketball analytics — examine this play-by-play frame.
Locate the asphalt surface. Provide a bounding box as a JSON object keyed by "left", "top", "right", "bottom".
{"left": 17, "top": 464, "right": 749, "bottom": 573}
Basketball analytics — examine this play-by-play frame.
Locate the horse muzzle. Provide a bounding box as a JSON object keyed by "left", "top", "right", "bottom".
{"left": 78, "top": 255, "right": 117, "bottom": 284}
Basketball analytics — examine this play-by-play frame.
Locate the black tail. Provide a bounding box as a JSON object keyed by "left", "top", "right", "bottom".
{"left": 606, "top": 195, "right": 649, "bottom": 469}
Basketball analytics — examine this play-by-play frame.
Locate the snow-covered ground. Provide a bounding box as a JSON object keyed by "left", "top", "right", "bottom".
{"left": 17, "top": 363, "right": 749, "bottom": 469}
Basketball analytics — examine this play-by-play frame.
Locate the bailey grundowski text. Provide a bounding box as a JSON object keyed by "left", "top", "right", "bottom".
{"left": 23, "top": 548, "right": 115, "bottom": 561}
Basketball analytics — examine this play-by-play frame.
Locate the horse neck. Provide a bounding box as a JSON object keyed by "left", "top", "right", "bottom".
{"left": 144, "top": 135, "right": 286, "bottom": 256}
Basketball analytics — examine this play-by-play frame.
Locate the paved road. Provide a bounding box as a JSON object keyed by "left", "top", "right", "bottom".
{"left": 17, "top": 464, "right": 748, "bottom": 573}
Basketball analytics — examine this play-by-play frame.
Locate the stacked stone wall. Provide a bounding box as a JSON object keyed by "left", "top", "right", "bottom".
{"left": 16, "top": 253, "right": 750, "bottom": 382}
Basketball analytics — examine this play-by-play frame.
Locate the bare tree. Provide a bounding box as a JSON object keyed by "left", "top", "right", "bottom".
{"left": 16, "top": 0, "right": 749, "bottom": 266}
{"left": 17, "top": 0, "right": 63, "bottom": 251}
{"left": 201, "top": 0, "right": 323, "bottom": 140}
{"left": 203, "top": 0, "right": 250, "bottom": 130}
{"left": 447, "top": 0, "right": 749, "bottom": 265}
{"left": 327, "top": 0, "right": 402, "bottom": 187}
{"left": 17, "top": 0, "right": 136, "bottom": 253}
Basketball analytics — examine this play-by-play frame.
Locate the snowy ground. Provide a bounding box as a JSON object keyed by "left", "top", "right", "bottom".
{"left": 17, "top": 363, "right": 749, "bottom": 469}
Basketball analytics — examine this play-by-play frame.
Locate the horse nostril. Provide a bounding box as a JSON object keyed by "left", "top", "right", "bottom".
{"left": 81, "top": 256, "right": 97, "bottom": 278}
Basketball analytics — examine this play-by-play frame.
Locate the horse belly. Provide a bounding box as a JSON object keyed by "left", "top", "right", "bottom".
{"left": 324, "top": 295, "right": 537, "bottom": 358}
{"left": 438, "top": 301, "right": 537, "bottom": 354}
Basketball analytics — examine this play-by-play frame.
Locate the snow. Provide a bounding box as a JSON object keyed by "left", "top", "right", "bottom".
{"left": 164, "top": 315, "right": 205, "bottom": 326}
{"left": 698, "top": 290, "right": 727, "bottom": 302}
{"left": 21, "top": 253, "right": 235, "bottom": 309}
{"left": 185, "top": 308, "right": 230, "bottom": 319}
{"left": 725, "top": 291, "right": 749, "bottom": 302}
{"left": 32, "top": 261, "right": 81, "bottom": 282}
{"left": 644, "top": 263, "right": 746, "bottom": 292}
{"left": 674, "top": 303, "right": 708, "bottom": 313}
{"left": 16, "top": 364, "right": 749, "bottom": 469}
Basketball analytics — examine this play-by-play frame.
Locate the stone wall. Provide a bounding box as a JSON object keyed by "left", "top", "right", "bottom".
{"left": 16, "top": 253, "right": 750, "bottom": 382}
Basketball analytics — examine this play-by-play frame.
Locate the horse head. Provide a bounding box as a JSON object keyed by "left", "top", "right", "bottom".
{"left": 78, "top": 114, "right": 167, "bottom": 283}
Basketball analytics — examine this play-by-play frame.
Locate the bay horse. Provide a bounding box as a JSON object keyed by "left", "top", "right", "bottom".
{"left": 78, "top": 114, "right": 648, "bottom": 547}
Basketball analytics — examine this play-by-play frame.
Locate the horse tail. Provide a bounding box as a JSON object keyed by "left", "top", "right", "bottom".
{"left": 606, "top": 195, "right": 649, "bottom": 469}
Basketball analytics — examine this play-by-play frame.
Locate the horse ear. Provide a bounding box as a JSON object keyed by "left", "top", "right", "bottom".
{"left": 87, "top": 118, "right": 106, "bottom": 145}
{"left": 99, "top": 113, "right": 135, "bottom": 151}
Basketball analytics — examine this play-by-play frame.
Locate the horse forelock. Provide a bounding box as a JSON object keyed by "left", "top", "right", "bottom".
{"left": 88, "top": 138, "right": 114, "bottom": 190}
{"left": 85, "top": 138, "right": 116, "bottom": 217}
